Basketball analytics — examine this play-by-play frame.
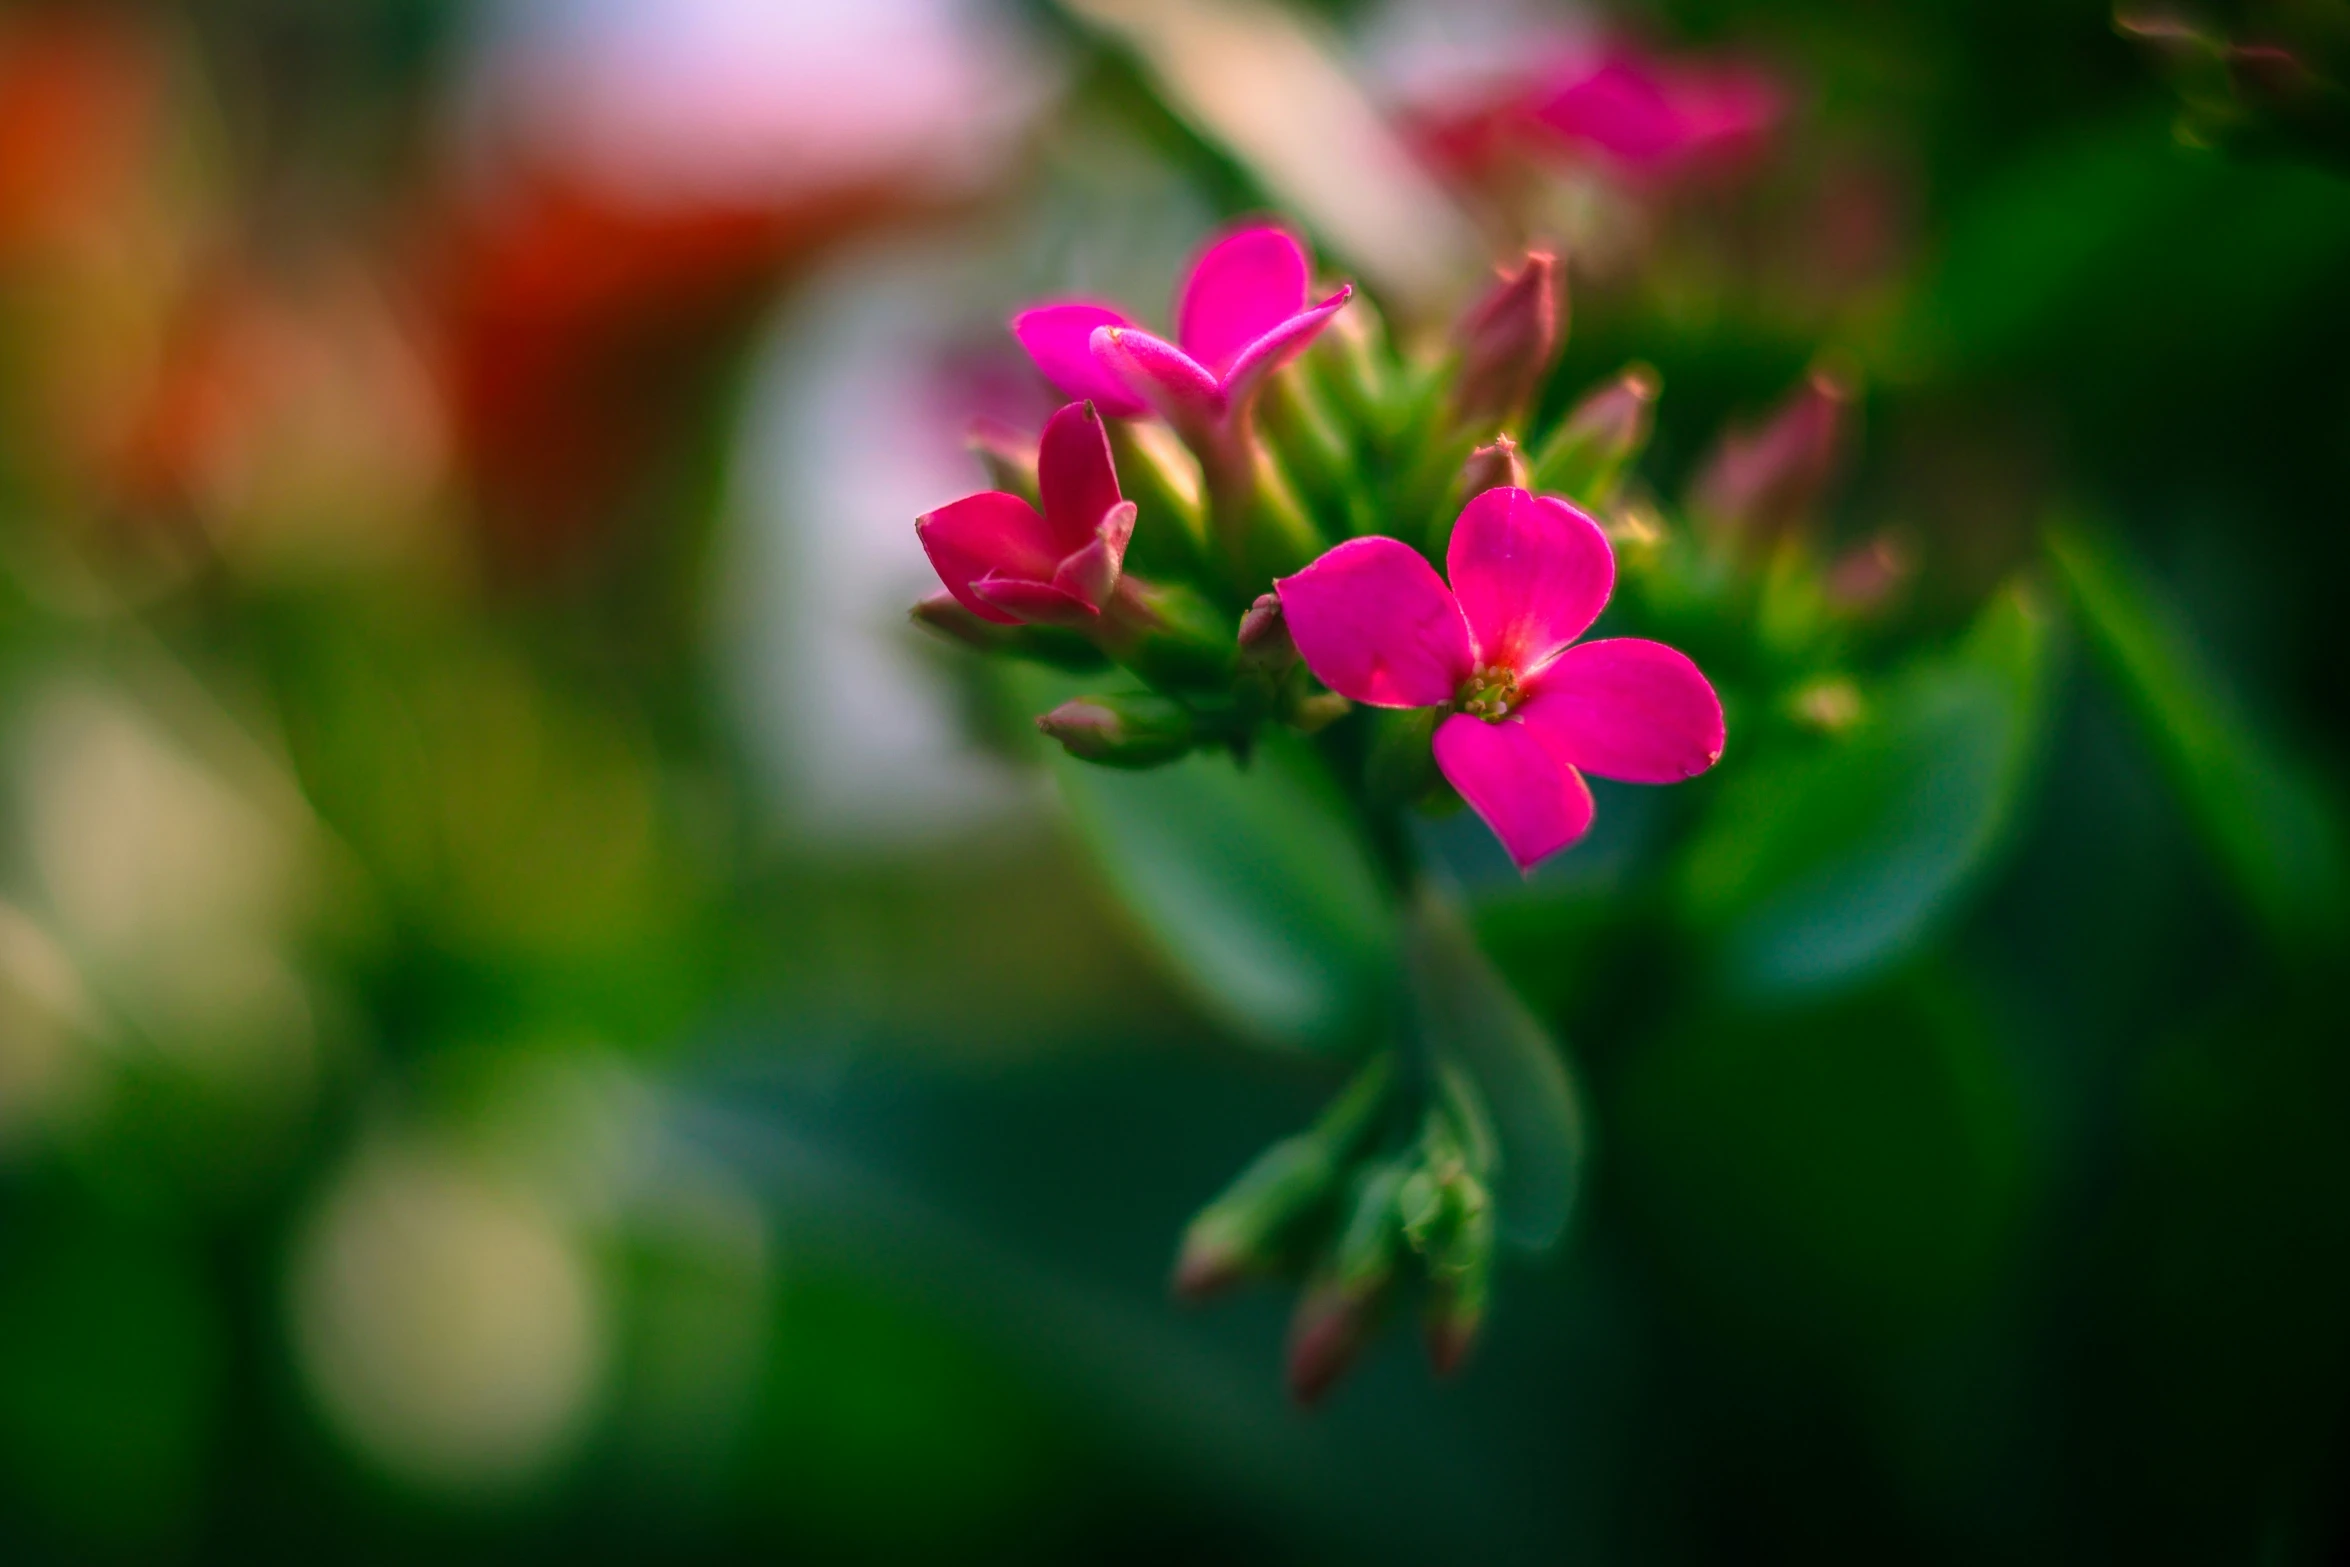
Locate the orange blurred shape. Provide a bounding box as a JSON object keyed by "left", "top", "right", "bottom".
{"left": 0, "top": 6, "right": 162, "bottom": 258}
{"left": 428, "top": 170, "right": 899, "bottom": 579}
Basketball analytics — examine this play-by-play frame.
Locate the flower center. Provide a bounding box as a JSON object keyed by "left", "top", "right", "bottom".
{"left": 1456, "top": 663, "right": 1521, "bottom": 722}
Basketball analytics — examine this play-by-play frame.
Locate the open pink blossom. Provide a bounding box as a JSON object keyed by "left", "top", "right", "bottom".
{"left": 916, "top": 399, "right": 1135, "bottom": 627}
{"left": 1276, "top": 487, "right": 1724, "bottom": 870}
{"left": 1009, "top": 224, "right": 1351, "bottom": 462}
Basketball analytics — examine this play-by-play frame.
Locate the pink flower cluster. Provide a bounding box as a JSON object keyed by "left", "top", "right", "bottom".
{"left": 1278, "top": 488, "right": 1723, "bottom": 869}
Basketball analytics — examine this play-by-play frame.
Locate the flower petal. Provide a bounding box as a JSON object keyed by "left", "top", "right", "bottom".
{"left": 1520, "top": 638, "right": 1726, "bottom": 783}
{"left": 1176, "top": 224, "right": 1311, "bottom": 377}
{"left": 1011, "top": 301, "right": 1149, "bottom": 418}
{"left": 1049, "top": 499, "right": 1135, "bottom": 613}
{"left": 1275, "top": 536, "right": 1473, "bottom": 708}
{"left": 1432, "top": 713, "right": 1596, "bottom": 871}
{"left": 969, "top": 573, "right": 1099, "bottom": 629}
{"left": 1446, "top": 487, "right": 1614, "bottom": 673}
{"left": 1092, "top": 326, "right": 1225, "bottom": 442}
{"left": 916, "top": 491, "right": 1060, "bottom": 625}
{"left": 1035, "top": 400, "right": 1124, "bottom": 554}
{"left": 1220, "top": 285, "right": 1353, "bottom": 412}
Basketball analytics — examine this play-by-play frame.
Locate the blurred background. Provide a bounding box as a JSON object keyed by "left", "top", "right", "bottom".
{"left": 0, "top": 0, "right": 2345, "bottom": 1561}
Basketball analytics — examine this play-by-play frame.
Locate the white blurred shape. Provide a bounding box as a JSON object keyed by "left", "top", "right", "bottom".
{"left": 9, "top": 678, "right": 316, "bottom": 1101}
{"left": 1354, "top": 0, "right": 1593, "bottom": 112}
{"left": 718, "top": 245, "right": 1040, "bottom": 847}
{"left": 1062, "top": 0, "right": 1481, "bottom": 313}
{"left": 466, "top": 0, "right": 1046, "bottom": 206}
{"left": 290, "top": 1137, "right": 608, "bottom": 1492}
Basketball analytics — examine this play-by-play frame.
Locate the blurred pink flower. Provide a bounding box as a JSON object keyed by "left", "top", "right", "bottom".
{"left": 916, "top": 400, "right": 1135, "bottom": 627}
{"left": 1277, "top": 487, "right": 1723, "bottom": 870}
{"left": 1407, "top": 41, "right": 1784, "bottom": 188}
{"left": 1011, "top": 225, "right": 1350, "bottom": 470}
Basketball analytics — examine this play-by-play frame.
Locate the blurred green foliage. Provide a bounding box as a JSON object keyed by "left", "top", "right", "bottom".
{"left": 0, "top": 0, "right": 2344, "bottom": 1562}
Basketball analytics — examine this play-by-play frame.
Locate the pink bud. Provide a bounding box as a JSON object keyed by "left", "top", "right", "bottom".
{"left": 1452, "top": 251, "right": 1563, "bottom": 426}
{"left": 1285, "top": 1283, "right": 1369, "bottom": 1407}
{"left": 1460, "top": 434, "right": 1530, "bottom": 498}
{"left": 1036, "top": 694, "right": 1196, "bottom": 769}
{"left": 1689, "top": 364, "right": 1857, "bottom": 546}
{"left": 1236, "top": 591, "right": 1298, "bottom": 678}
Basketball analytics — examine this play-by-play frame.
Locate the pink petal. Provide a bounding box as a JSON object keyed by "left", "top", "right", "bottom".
{"left": 1520, "top": 638, "right": 1726, "bottom": 783}
{"left": 1011, "top": 301, "right": 1150, "bottom": 419}
{"left": 969, "top": 573, "right": 1099, "bottom": 629}
{"left": 1091, "top": 325, "right": 1226, "bottom": 440}
{"left": 1432, "top": 713, "right": 1596, "bottom": 871}
{"left": 1049, "top": 500, "right": 1136, "bottom": 613}
{"left": 1445, "top": 488, "right": 1615, "bottom": 674}
{"left": 1176, "top": 225, "right": 1311, "bottom": 377}
{"left": 916, "top": 491, "right": 1061, "bottom": 626}
{"left": 1035, "top": 400, "right": 1124, "bottom": 554}
{"left": 1275, "top": 536, "right": 1473, "bottom": 708}
{"left": 1220, "top": 285, "right": 1353, "bottom": 411}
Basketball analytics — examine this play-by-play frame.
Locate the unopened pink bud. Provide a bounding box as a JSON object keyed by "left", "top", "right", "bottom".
{"left": 1422, "top": 1306, "right": 1482, "bottom": 1379}
{"left": 1452, "top": 251, "right": 1563, "bottom": 426}
{"left": 1036, "top": 694, "right": 1196, "bottom": 769}
{"left": 1285, "top": 1283, "right": 1369, "bottom": 1407}
{"left": 1825, "top": 532, "right": 1911, "bottom": 614}
{"left": 1690, "top": 363, "right": 1857, "bottom": 545}
{"left": 1460, "top": 434, "right": 1530, "bottom": 498}
{"left": 1236, "top": 591, "right": 1297, "bottom": 678}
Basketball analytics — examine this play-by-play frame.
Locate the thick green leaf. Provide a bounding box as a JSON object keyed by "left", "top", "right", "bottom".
{"left": 1051, "top": 731, "right": 1398, "bottom": 1054}
{"left": 2048, "top": 526, "right": 2345, "bottom": 948}
{"left": 1406, "top": 893, "right": 1587, "bottom": 1253}
{"left": 1680, "top": 581, "right": 2053, "bottom": 997}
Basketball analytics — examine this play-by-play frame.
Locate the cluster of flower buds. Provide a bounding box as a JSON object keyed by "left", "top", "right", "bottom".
{"left": 913, "top": 223, "right": 1736, "bottom": 863}
{"left": 1169, "top": 1053, "right": 1502, "bottom": 1402}
{"left": 910, "top": 219, "right": 1887, "bottom": 1392}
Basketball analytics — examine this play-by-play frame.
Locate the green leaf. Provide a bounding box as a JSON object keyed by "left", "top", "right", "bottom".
{"left": 1050, "top": 731, "right": 1399, "bottom": 1054}
{"left": 1406, "top": 893, "right": 1587, "bottom": 1253}
{"left": 2048, "top": 525, "right": 2345, "bottom": 948}
{"left": 1680, "top": 580, "right": 2054, "bottom": 997}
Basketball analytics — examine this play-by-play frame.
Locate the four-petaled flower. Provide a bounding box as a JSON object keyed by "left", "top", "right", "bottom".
{"left": 1011, "top": 224, "right": 1351, "bottom": 480}
{"left": 916, "top": 400, "right": 1135, "bottom": 627}
{"left": 1276, "top": 487, "right": 1726, "bottom": 870}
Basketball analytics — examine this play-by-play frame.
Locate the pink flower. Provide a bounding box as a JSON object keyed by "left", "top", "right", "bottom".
{"left": 1009, "top": 224, "right": 1351, "bottom": 465}
{"left": 1276, "top": 488, "right": 1724, "bottom": 871}
{"left": 916, "top": 399, "right": 1135, "bottom": 627}
{"left": 1525, "top": 48, "right": 1782, "bottom": 180}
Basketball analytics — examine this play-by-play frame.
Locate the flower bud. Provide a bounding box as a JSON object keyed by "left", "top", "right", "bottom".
{"left": 1287, "top": 1159, "right": 1408, "bottom": 1407}
{"left": 1172, "top": 1132, "right": 1333, "bottom": 1299}
{"left": 1690, "top": 363, "right": 1857, "bottom": 547}
{"left": 1172, "top": 1055, "right": 1397, "bottom": 1302}
{"left": 910, "top": 591, "right": 1107, "bottom": 671}
{"left": 1825, "top": 532, "right": 1912, "bottom": 616}
{"left": 1285, "top": 1276, "right": 1370, "bottom": 1407}
{"left": 1236, "top": 592, "right": 1297, "bottom": 681}
{"left": 1450, "top": 251, "right": 1563, "bottom": 427}
{"left": 1459, "top": 434, "right": 1529, "bottom": 499}
{"left": 1421, "top": 1189, "right": 1494, "bottom": 1379}
{"left": 1531, "top": 364, "right": 1660, "bottom": 504}
{"left": 965, "top": 417, "right": 1040, "bottom": 508}
{"left": 1037, "top": 694, "right": 1198, "bottom": 769}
